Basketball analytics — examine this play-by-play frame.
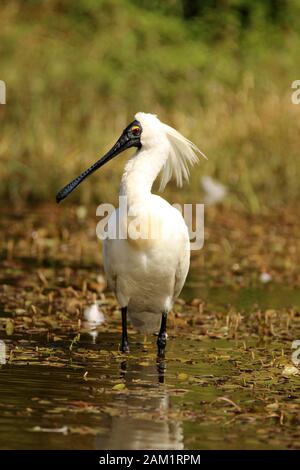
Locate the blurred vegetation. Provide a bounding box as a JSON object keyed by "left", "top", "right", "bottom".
{"left": 0, "top": 0, "right": 300, "bottom": 211}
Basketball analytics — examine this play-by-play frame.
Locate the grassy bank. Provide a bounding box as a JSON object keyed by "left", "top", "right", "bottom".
{"left": 0, "top": 0, "right": 300, "bottom": 211}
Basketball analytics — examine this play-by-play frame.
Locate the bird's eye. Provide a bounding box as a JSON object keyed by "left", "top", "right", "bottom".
{"left": 131, "top": 125, "right": 141, "bottom": 136}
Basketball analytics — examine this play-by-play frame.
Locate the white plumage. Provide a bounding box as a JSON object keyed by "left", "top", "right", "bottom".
{"left": 56, "top": 111, "right": 204, "bottom": 352}
{"left": 103, "top": 112, "right": 201, "bottom": 334}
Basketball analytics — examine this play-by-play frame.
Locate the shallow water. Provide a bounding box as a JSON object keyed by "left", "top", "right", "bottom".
{"left": 1, "top": 283, "right": 300, "bottom": 450}
{"left": 185, "top": 282, "right": 300, "bottom": 312}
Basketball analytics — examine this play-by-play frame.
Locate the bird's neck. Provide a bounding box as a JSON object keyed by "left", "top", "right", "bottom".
{"left": 120, "top": 147, "right": 167, "bottom": 206}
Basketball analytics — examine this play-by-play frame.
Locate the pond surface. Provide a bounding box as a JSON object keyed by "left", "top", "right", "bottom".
{"left": 1, "top": 283, "right": 300, "bottom": 450}
{"left": 0, "top": 205, "right": 299, "bottom": 449}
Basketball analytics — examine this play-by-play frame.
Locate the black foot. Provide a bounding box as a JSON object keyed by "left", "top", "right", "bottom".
{"left": 157, "top": 332, "right": 167, "bottom": 358}
{"left": 120, "top": 340, "right": 130, "bottom": 353}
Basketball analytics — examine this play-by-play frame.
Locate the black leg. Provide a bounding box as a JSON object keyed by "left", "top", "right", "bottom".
{"left": 157, "top": 312, "right": 167, "bottom": 358}
{"left": 120, "top": 307, "right": 129, "bottom": 353}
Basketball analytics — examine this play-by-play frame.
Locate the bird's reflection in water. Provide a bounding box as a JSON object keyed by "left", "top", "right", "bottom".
{"left": 96, "top": 358, "right": 183, "bottom": 450}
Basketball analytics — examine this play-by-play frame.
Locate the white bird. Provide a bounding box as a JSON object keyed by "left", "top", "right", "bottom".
{"left": 56, "top": 112, "right": 204, "bottom": 356}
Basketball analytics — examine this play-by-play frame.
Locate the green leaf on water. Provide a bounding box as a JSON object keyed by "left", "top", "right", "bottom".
{"left": 112, "top": 383, "right": 126, "bottom": 391}
{"left": 177, "top": 372, "right": 188, "bottom": 382}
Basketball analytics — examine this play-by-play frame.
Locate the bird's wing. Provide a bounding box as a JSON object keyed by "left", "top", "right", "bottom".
{"left": 173, "top": 238, "right": 190, "bottom": 300}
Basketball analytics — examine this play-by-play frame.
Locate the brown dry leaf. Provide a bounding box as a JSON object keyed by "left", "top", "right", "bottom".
{"left": 6, "top": 319, "right": 14, "bottom": 336}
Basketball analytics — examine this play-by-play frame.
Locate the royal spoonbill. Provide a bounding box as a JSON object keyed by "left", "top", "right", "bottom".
{"left": 56, "top": 112, "right": 204, "bottom": 356}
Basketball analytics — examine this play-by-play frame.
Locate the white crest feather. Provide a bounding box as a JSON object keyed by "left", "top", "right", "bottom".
{"left": 158, "top": 123, "right": 207, "bottom": 191}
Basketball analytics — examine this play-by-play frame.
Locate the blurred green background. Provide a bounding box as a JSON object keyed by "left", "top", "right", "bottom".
{"left": 0, "top": 0, "right": 299, "bottom": 211}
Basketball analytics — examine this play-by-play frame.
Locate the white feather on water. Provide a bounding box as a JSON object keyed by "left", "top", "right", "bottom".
{"left": 83, "top": 303, "right": 105, "bottom": 325}
{"left": 83, "top": 303, "right": 105, "bottom": 342}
